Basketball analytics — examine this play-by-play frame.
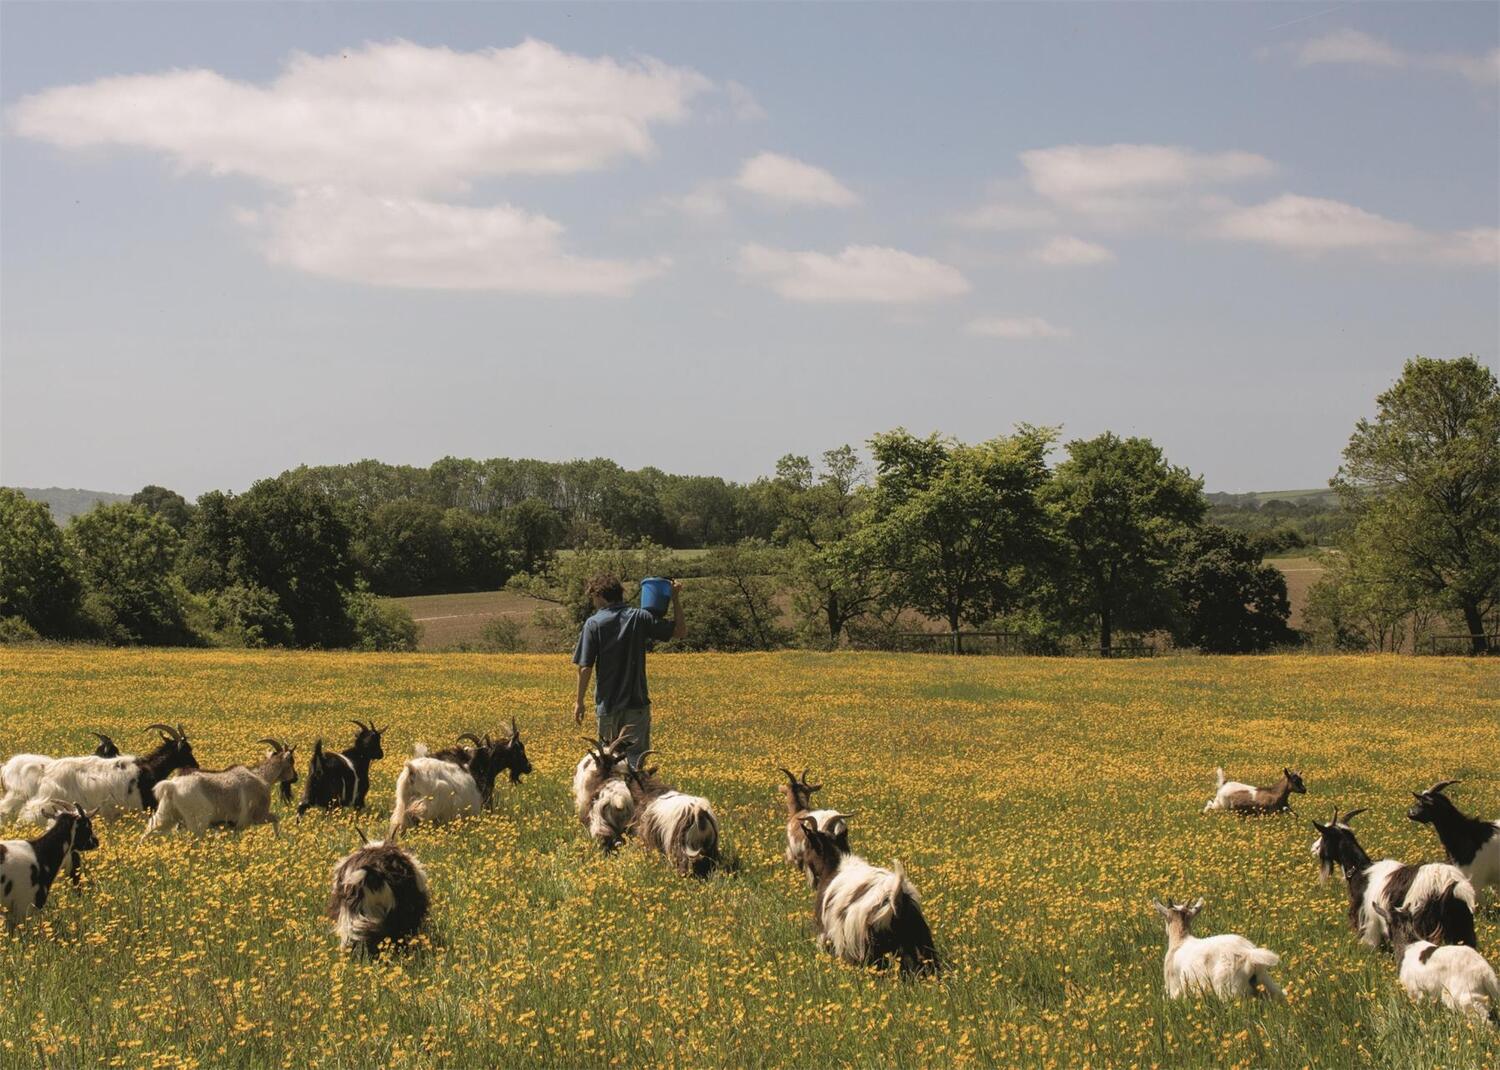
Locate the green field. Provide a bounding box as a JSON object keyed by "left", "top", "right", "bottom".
{"left": 1, "top": 650, "right": 1497, "bottom": 1068}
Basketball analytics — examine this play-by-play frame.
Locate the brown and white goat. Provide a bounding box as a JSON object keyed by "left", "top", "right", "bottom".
{"left": 328, "top": 829, "right": 430, "bottom": 955}
{"left": 572, "top": 729, "right": 635, "bottom": 853}
{"left": 779, "top": 767, "right": 849, "bottom": 886}
{"left": 1203, "top": 766, "right": 1306, "bottom": 815}
{"left": 145, "top": 739, "right": 297, "bottom": 838}
{"left": 627, "top": 752, "right": 720, "bottom": 878}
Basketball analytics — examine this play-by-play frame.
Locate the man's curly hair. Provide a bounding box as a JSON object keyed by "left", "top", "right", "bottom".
{"left": 586, "top": 573, "right": 626, "bottom": 604}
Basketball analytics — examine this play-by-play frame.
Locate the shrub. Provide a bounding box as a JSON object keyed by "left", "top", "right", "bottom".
{"left": 210, "top": 584, "right": 296, "bottom": 648}
{"left": 479, "top": 615, "right": 527, "bottom": 653}
{"left": 347, "top": 591, "right": 420, "bottom": 652}
{"left": 0, "top": 616, "right": 42, "bottom": 644}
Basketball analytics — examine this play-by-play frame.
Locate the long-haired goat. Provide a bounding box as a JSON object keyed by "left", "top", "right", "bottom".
{"left": 1, "top": 733, "right": 123, "bottom": 821}
{"left": 17, "top": 724, "right": 198, "bottom": 824}
{"left": 144, "top": 739, "right": 297, "bottom": 839}
{"left": 427, "top": 720, "right": 533, "bottom": 806}
{"left": 779, "top": 767, "right": 848, "bottom": 886}
{"left": 1311, "top": 806, "right": 1478, "bottom": 949}
{"left": 1408, "top": 780, "right": 1500, "bottom": 897}
{"left": 572, "top": 729, "right": 636, "bottom": 853}
{"left": 327, "top": 829, "right": 429, "bottom": 955}
{"left": 1, "top": 805, "right": 99, "bottom": 931}
{"left": 628, "top": 752, "right": 720, "bottom": 877}
{"left": 798, "top": 814, "right": 938, "bottom": 976}
{"left": 1377, "top": 903, "right": 1500, "bottom": 1025}
{"left": 298, "top": 720, "right": 385, "bottom": 816}
{"left": 1203, "top": 766, "right": 1306, "bottom": 815}
{"left": 388, "top": 726, "right": 526, "bottom": 837}
{"left": 1152, "top": 897, "right": 1284, "bottom": 1001}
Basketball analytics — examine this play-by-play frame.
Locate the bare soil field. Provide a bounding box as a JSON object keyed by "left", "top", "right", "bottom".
{"left": 395, "top": 589, "right": 556, "bottom": 650}
{"left": 1269, "top": 555, "right": 1327, "bottom": 630}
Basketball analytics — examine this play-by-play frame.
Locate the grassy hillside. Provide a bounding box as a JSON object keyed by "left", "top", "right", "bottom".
{"left": 1, "top": 650, "right": 1496, "bottom": 1069}
{"left": 11, "top": 486, "right": 132, "bottom": 523}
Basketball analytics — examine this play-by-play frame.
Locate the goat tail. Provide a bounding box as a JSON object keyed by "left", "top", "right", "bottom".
{"left": 412, "top": 742, "right": 430, "bottom": 758}
{"left": 388, "top": 764, "right": 415, "bottom": 839}
{"left": 1245, "top": 946, "right": 1280, "bottom": 969}
{"left": 1214, "top": 766, "right": 1226, "bottom": 788}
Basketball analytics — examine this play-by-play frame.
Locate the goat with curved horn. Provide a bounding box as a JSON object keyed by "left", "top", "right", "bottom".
{"left": 143, "top": 723, "right": 180, "bottom": 740}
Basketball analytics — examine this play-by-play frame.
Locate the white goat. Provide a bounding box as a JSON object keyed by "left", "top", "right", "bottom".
{"left": 387, "top": 745, "right": 483, "bottom": 837}
{"left": 1379, "top": 904, "right": 1500, "bottom": 1025}
{"left": 1153, "top": 898, "right": 1284, "bottom": 1001}
{"left": 0, "top": 733, "right": 120, "bottom": 821}
{"left": 144, "top": 740, "right": 296, "bottom": 839}
{"left": 17, "top": 725, "right": 198, "bottom": 824}
{"left": 572, "top": 731, "right": 635, "bottom": 853}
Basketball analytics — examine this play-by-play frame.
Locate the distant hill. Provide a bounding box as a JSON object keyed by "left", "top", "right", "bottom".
{"left": 11, "top": 487, "right": 132, "bottom": 523}
{"left": 1205, "top": 488, "right": 1339, "bottom": 509}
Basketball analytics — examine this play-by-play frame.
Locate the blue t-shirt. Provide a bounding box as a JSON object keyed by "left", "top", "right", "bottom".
{"left": 573, "top": 604, "right": 675, "bottom": 715}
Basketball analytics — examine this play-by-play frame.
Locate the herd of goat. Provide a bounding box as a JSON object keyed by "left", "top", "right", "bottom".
{"left": 1, "top": 726, "right": 1499, "bottom": 1025}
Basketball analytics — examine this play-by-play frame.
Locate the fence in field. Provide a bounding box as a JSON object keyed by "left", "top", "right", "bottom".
{"left": 1427, "top": 633, "right": 1500, "bottom": 656}
{"left": 854, "top": 631, "right": 1157, "bottom": 657}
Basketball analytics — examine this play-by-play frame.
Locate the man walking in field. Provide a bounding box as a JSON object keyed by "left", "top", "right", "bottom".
{"left": 573, "top": 574, "right": 684, "bottom": 768}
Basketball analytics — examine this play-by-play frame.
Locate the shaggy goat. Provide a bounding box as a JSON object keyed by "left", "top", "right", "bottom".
{"left": 144, "top": 739, "right": 297, "bottom": 838}
{"left": 1311, "top": 806, "right": 1478, "bottom": 949}
{"left": 1408, "top": 780, "right": 1500, "bottom": 897}
{"left": 798, "top": 814, "right": 938, "bottom": 976}
{"left": 427, "top": 720, "right": 533, "bottom": 806}
{"left": 1203, "top": 766, "right": 1306, "bottom": 815}
{"left": 17, "top": 724, "right": 198, "bottom": 824}
{"left": 387, "top": 725, "right": 529, "bottom": 837}
{"left": 1376, "top": 903, "right": 1500, "bottom": 1025}
{"left": 779, "top": 767, "right": 849, "bottom": 886}
{"left": 572, "top": 730, "right": 636, "bottom": 853}
{"left": 0, "top": 805, "right": 99, "bottom": 931}
{"left": 327, "top": 829, "right": 430, "bottom": 955}
{"left": 628, "top": 753, "right": 720, "bottom": 877}
{"left": 1, "top": 733, "right": 124, "bottom": 821}
{"left": 1152, "top": 898, "right": 1283, "bottom": 1001}
{"left": 298, "top": 720, "right": 385, "bottom": 816}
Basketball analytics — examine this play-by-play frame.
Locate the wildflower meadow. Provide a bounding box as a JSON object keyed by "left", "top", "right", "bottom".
{"left": 1, "top": 648, "right": 1497, "bottom": 1069}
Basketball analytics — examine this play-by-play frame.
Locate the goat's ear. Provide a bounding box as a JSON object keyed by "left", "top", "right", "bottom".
{"left": 1373, "top": 904, "right": 1390, "bottom": 922}
{"left": 1185, "top": 898, "right": 1204, "bottom": 917}
{"left": 799, "top": 815, "right": 820, "bottom": 835}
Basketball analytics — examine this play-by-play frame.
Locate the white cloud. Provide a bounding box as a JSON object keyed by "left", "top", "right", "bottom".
{"left": 1031, "top": 235, "right": 1115, "bottom": 267}
{"left": 1020, "top": 144, "right": 1274, "bottom": 219}
{"left": 1435, "top": 227, "right": 1500, "bottom": 267}
{"left": 1429, "top": 47, "right": 1500, "bottom": 87}
{"left": 9, "top": 38, "right": 710, "bottom": 195}
{"left": 737, "top": 243, "right": 970, "bottom": 303}
{"left": 1211, "top": 194, "right": 1497, "bottom": 265}
{"left": 244, "top": 188, "right": 667, "bottom": 294}
{"left": 1292, "top": 29, "right": 1406, "bottom": 68}
{"left": 965, "top": 316, "right": 1072, "bottom": 340}
{"left": 950, "top": 201, "right": 1057, "bottom": 231}
{"left": 655, "top": 182, "right": 730, "bottom": 222}
{"left": 725, "top": 81, "right": 768, "bottom": 121}
{"left": 734, "top": 152, "right": 859, "bottom": 207}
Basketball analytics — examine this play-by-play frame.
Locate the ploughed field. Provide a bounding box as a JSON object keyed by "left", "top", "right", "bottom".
{"left": 1, "top": 650, "right": 1497, "bottom": 1069}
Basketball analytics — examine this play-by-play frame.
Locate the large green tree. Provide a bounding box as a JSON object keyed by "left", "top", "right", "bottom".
{"left": 0, "top": 488, "right": 82, "bottom": 636}
{"left": 67, "top": 504, "right": 189, "bottom": 644}
{"left": 865, "top": 427, "right": 1053, "bottom": 649}
{"left": 1169, "top": 525, "right": 1292, "bottom": 653}
{"left": 130, "top": 485, "right": 193, "bottom": 532}
{"left": 1043, "top": 433, "right": 1206, "bottom": 653}
{"left": 1333, "top": 356, "right": 1499, "bottom": 654}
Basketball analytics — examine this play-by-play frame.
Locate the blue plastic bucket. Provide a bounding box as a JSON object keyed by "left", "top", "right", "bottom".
{"left": 639, "top": 577, "right": 673, "bottom": 617}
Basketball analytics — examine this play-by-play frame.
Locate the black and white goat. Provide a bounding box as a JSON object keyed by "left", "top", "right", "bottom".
{"left": 797, "top": 814, "right": 938, "bottom": 976}
{"left": 0, "top": 805, "right": 99, "bottom": 931}
{"left": 327, "top": 829, "right": 430, "bottom": 955}
{"left": 1152, "top": 897, "right": 1284, "bottom": 1001}
{"left": 627, "top": 752, "right": 720, "bottom": 877}
{"left": 388, "top": 725, "right": 531, "bottom": 837}
{"left": 779, "top": 767, "right": 849, "bottom": 886}
{"left": 1, "top": 733, "right": 122, "bottom": 821}
{"left": 1203, "top": 766, "right": 1306, "bottom": 815}
{"left": 298, "top": 720, "right": 385, "bottom": 817}
{"left": 572, "top": 730, "right": 635, "bottom": 853}
{"left": 1376, "top": 903, "right": 1500, "bottom": 1025}
{"left": 144, "top": 739, "right": 297, "bottom": 838}
{"left": 1408, "top": 780, "right": 1500, "bottom": 898}
{"left": 1311, "top": 806, "right": 1478, "bottom": 950}
{"left": 16, "top": 724, "right": 199, "bottom": 824}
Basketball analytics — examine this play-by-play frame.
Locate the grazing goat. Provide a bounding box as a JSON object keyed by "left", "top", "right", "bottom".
{"left": 1408, "top": 780, "right": 1500, "bottom": 897}
{"left": 1152, "top": 898, "right": 1283, "bottom": 1001}
{"left": 387, "top": 726, "right": 527, "bottom": 837}
{"left": 1, "top": 733, "right": 123, "bottom": 821}
{"left": 779, "top": 767, "right": 849, "bottom": 886}
{"left": 17, "top": 724, "right": 199, "bottom": 824}
{"left": 328, "top": 829, "right": 429, "bottom": 955}
{"left": 1203, "top": 766, "right": 1306, "bottom": 815}
{"left": 628, "top": 752, "right": 720, "bottom": 877}
{"left": 798, "top": 814, "right": 938, "bottom": 976}
{"left": 298, "top": 720, "right": 385, "bottom": 816}
{"left": 1311, "top": 806, "right": 1478, "bottom": 949}
{"left": 572, "top": 730, "right": 635, "bottom": 853}
{"left": 144, "top": 739, "right": 297, "bottom": 838}
{"left": 1, "top": 805, "right": 99, "bottom": 931}
{"left": 1377, "top": 903, "right": 1500, "bottom": 1025}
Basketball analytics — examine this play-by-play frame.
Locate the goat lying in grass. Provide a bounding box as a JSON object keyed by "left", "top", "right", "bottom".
{"left": 572, "top": 729, "right": 635, "bottom": 853}
{"left": 1203, "top": 766, "right": 1306, "bottom": 815}
{"left": 1152, "top": 898, "right": 1284, "bottom": 1001}
{"left": 798, "top": 813, "right": 938, "bottom": 977}
{"left": 626, "top": 753, "right": 720, "bottom": 878}
{"left": 1311, "top": 806, "right": 1478, "bottom": 949}
{"left": 328, "top": 829, "right": 429, "bottom": 956}
{"left": 779, "top": 767, "right": 849, "bottom": 886}
{"left": 1376, "top": 903, "right": 1499, "bottom": 1025}
{"left": 1409, "top": 780, "right": 1500, "bottom": 898}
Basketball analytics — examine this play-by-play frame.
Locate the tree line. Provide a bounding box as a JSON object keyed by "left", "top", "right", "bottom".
{"left": 1, "top": 355, "right": 1493, "bottom": 655}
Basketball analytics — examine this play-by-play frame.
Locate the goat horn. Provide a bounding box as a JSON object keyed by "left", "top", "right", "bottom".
{"left": 457, "top": 733, "right": 484, "bottom": 747}
{"left": 256, "top": 738, "right": 285, "bottom": 752}
{"left": 636, "top": 750, "right": 657, "bottom": 767}
{"left": 509, "top": 717, "right": 518, "bottom": 737}
{"left": 177, "top": 724, "right": 187, "bottom": 740}
{"left": 143, "top": 723, "right": 179, "bottom": 739}
{"left": 355, "top": 827, "right": 369, "bottom": 845}
{"left": 1429, "top": 779, "right": 1461, "bottom": 795}
{"left": 350, "top": 719, "right": 370, "bottom": 732}
{"left": 1341, "top": 807, "right": 1366, "bottom": 823}
{"left": 91, "top": 731, "right": 114, "bottom": 745}
{"left": 778, "top": 767, "right": 799, "bottom": 786}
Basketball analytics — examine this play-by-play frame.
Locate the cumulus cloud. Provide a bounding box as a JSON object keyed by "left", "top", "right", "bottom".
{"left": 10, "top": 39, "right": 710, "bottom": 195}
{"left": 1211, "top": 194, "right": 1498, "bottom": 265}
{"left": 1030, "top": 235, "right": 1115, "bottom": 267}
{"left": 950, "top": 201, "right": 1057, "bottom": 231}
{"left": 1020, "top": 144, "right": 1274, "bottom": 220}
{"left": 737, "top": 243, "right": 970, "bottom": 303}
{"left": 241, "top": 189, "right": 667, "bottom": 293}
{"left": 1282, "top": 30, "right": 1499, "bottom": 86}
{"left": 734, "top": 152, "right": 859, "bottom": 207}
{"left": 965, "top": 316, "right": 1072, "bottom": 340}
{"left": 725, "top": 81, "right": 768, "bottom": 121}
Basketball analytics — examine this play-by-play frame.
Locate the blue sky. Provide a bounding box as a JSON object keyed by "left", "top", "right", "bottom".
{"left": 2, "top": 2, "right": 1496, "bottom": 498}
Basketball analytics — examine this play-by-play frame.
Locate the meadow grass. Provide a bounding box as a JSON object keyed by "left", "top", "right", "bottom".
{"left": 0, "top": 649, "right": 1497, "bottom": 1069}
